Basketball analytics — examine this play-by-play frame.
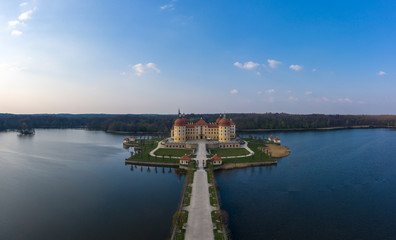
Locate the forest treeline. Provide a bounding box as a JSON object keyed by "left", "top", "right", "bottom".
{"left": 1, "top": 113, "right": 396, "bottom": 133}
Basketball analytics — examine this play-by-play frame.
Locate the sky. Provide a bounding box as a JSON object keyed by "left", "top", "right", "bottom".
{"left": 0, "top": 0, "right": 395, "bottom": 114}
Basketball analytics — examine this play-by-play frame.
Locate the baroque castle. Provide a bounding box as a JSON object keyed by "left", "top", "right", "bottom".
{"left": 171, "top": 110, "right": 236, "bottom": 143}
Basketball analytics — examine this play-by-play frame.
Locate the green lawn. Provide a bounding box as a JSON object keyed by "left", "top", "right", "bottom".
{"left": 127, "top": 139, "right": 181, "bottom": 163}
{"left": 209, "top": 148, "right": 249, "bottom": 157}
{"left": 154, "top": 148, "right": 194, "bottom": 157}
{"left": 220, "top": 139, "right": 272, "bottom": 163}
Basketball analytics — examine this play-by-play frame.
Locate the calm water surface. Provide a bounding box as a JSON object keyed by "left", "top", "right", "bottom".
{"left": 216, "top": 129, "right": 396, "bottom": 240}
{"left": 0, "top": 129, "right": 184, "bottom": 239}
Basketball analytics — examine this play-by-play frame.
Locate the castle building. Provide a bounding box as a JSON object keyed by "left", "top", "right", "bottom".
{"left": 171, "top": 110, "right": 236, "bottom": 143}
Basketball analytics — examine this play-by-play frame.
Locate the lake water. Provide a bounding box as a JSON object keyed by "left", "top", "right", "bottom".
{"left": 2, "top": 129, "right": 396, "bottom": 240}
{"left": 216, "top": 129, "right": 396, "bottom": 240}
{"left": 0, "top": 129, "right": 184, "bottom": 240}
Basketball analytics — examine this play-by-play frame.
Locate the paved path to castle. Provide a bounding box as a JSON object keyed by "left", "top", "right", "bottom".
{"left": 185, "top": 141, "right": 214, "bottom": 240}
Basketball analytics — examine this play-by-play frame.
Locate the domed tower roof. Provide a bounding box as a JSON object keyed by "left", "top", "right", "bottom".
{"left": 219, "top": 118, "right": 230, "bottom": 126}
{"left": 174, "top": 118, "right": 185, "bottom": 126}
{"left": 216, "top": 114, "right": 223, "bottom": 123}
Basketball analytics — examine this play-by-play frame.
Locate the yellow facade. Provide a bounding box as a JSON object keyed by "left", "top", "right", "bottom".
{"left": 218, "top": 125, "right": 230, "bottom": 142}
{"left": 171, "top": 114, "right": 236, "bottom": 142}
{"left": 173, "top": 125, "right": 186, "bottom": 142}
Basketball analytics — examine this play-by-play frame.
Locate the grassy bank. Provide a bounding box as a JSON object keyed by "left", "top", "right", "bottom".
{"left": 171, "top": 163, "right": 195, "bottom": 240}
{"left": 207, "top": 163, "right": 228, "bottom": 240}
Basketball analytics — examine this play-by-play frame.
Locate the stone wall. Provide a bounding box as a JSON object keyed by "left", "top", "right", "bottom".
{"left": 207, "top": 142, "right": 240, "bottom": 149}
{"left": 164, "top": 142, "right": 197, "bottom": 149}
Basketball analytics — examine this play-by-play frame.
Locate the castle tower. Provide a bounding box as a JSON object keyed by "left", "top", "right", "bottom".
{"left": 218, "top": 116, "right": 231, "bottom": 142}
{"left": 173, "top": 109, "right": 186, "bottom": 142}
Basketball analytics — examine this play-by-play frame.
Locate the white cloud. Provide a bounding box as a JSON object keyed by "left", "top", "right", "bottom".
{"left": 234, "top": 61, "right": 259, "bottom": 70}
{"left": 266, "top": 89, "right": 275, "bottom": 94}
{"left": 322, "top": 97, "right": 330, "bottom": 102}
{"left": 312, "top": 68, "right": 317, "bottom": 72}
{"left": 288, "top": 96, "right": 298, "bottom": 102}
{"left": 20, "top": 2, "right": 28, "bottom": 7}
{"left": 233, "top": 62, "right": 242, "bottom": 68}
{"left": 160, "top": 4, "right": 174, "bottom": 10}
{"left": 267, "top": 59, "right": 282, "bottom": 69}
{"left": 378, "top": 71, "right": 386, "bottom": 76}
{"left": 8, "top": 20, "right": 20, "bottom": 27}
{"left": 132, "top": 64, "right": 145, "bottom": 76}
{"left": 256, "top": 72, "right": 261, "bottom": 76}
{"left": 337, "top": 98, "right": 352, "bottom": 103}
{"left": 146, "top": 62, "right": 160, "bottom": 73}
{"left": 257, "top": 91, "right": 262, "bottom": 95}
{"left": 305, "top": 91, "right": 312, "bottom": 95}
{"left": 287, "top": 90, "right": 292, "bottom": 94}
{"left": 160, "top": 0, "right": 177, "bottom": 10}
{"left": 132, "top": 62, "right": 160, "bottom": 76}
{"left": 11, "top": 30, "right": 23, "bottom": 36}
{"left": 230, "top": 89, "right": 238, "bottom": 94}
{"left": 289, "top": 64, "right": 303, "bottom": 71}
{"left": 19, "top": 8, "right": 35, "bottom": 21}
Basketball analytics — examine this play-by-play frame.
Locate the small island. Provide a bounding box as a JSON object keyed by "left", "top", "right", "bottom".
{"left": 125, "top": 110, "right": 290, "bottom": 170}
{"left": 123, "top": 111, "right": 291, "bottom": 240}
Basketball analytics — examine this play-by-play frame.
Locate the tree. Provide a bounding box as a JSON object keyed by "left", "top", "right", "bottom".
{"left": 215, "top": 210, "right": 229, "bottom": 225}
{"left": 172, "top": 211, "right": 186, "bottom": 229}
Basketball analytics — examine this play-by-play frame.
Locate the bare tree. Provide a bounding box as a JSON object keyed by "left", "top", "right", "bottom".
{"left": 173, "top": 211, "right": 186, "bottom": 229}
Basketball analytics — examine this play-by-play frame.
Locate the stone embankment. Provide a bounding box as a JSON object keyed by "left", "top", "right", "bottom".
{"left": 124, "top": 160, "right": 179, "bottom": 167}
{"left": 215, "top": 161, "right": 277, "bottom": 170}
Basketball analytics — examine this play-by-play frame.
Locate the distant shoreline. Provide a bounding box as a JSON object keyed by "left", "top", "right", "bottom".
{"left": 238, "top": 125, "right": 396, "bottom": 132}
{"left": 1, "top": 126, "right": 394, "bottom": 135}
{"left": 108, "top": 125, "right": 396, "bottom": 134}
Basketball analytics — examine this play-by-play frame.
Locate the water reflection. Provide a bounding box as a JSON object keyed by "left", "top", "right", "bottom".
{"left": 125, "top": 163, "right": 186, "bottom": 181}
{"left": 217, "top": 129, "right": 396, "bottom": 240}
{"left": 0, "top": 130, "right": 184, "bottom": 240}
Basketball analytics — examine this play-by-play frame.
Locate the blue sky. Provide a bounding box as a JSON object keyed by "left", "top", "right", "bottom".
{"left": 0, "top": 0, "right": 395, "bottom": 114}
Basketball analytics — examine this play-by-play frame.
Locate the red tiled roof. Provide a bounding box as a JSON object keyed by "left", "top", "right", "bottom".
{"left": 124, "top": 138, "right": 129, "bottom": 140}
{"left": 174, "top": 118, "right": 185, "bottom": 126}
{"left": 211, "top": 154, "right": 222, "bottom": 160}
{"left": 180, "top": 154, "right": 191, "bottom": 160}
{"left": 275, "top": 137, "right": 280, "bottom": 141}
{"left": 195, "top": 118, "right": 208, "bottom": 126}
{"left": 269, "top": 136, "right": 274, "bottom": 139}
{"left": 219, "top": 118, "right": 230, "bottom": 126}
{"left": 172, "top": 116, "right": 233, "bottom": 129}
